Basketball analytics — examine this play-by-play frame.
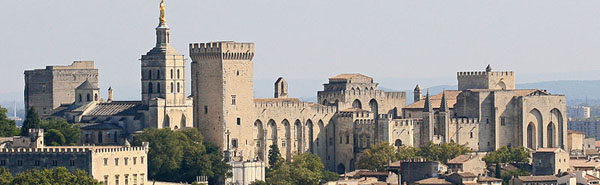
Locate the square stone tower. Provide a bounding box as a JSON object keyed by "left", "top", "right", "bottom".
{"left": 457, "top": 65, "right": 515, "bottom": 91}
{"left": 24, "top": 61, "right": 98, "bottom": 116}
{"left": 190, "top": 41, "right": 255, "bottom": 154}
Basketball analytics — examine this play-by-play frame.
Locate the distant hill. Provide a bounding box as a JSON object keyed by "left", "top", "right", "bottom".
{"left": 402, "top": 80, "right": 600, "bottom": 105}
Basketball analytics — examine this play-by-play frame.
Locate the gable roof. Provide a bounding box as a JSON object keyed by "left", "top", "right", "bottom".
{"left": 406, "top": 90, "right": 461, "bottom": 109}
{"left": 447, "top": 155, "right": 472, "bottom": 164}
{"left": 85, "top": 101, "right": 143, "bottom": 116}
{"left": 76, "top": 80, "right": 99, "bottom": 90}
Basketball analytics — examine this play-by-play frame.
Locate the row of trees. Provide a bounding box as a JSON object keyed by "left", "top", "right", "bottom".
{"left": 250, "top": 145, "right": 338, "bottom": 185}
{"left": 0, "top": 167, "right": 101, "bottom": 185}
{"left": 357, "top": 142, "right": 472, "bottom": 171}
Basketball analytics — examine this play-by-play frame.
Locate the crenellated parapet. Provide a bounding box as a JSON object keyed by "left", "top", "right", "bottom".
{"left": 0, "top": 147, "right": 92, "bottom": 154}
{"left": 450, "top": 118, "right": 480, "bottom": 124}
{"left": 456, "top": 71, "right": 514, "bottom": 78}
{"left": 189, "top": 42, "right": 255, "bottom": 61}
{"left": 254, "top": 101, "right": 337, "bottom": 114}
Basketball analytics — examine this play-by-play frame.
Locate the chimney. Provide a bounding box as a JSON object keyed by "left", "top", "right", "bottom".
{"left": 107, "top": 86, "right": 113, "bottom": 102}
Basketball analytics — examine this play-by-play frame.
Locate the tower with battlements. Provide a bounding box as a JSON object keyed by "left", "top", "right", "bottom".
{"left": 190, "top": 41, "right": 256, "bottom": 155}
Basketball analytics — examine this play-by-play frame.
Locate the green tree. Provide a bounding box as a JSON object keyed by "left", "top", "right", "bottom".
{"left": 268, "top": 144, "right": 282, "bottom": 167}
{"left": 500, "top": 169, "right": 530, "bottom": 185}
{"left": 39, "top": 119, "right": 81, "bottom": 146}
{"left": 419, "top": 142, "right": 471, "bottom": 163}
{"left": 265, "top": 153, "right": 333, "bottom": 185}
{"left": 133, "top": 128, "right": 231, "bottom": 184}
{"left": 20, "top": 108, "right": 40, "bottom": 136}
{"left": 45, "top": 129, "right": 66, "bottom": 146}
{"left": 482, "top": 146, "right": 529, "bottom": 165}
{"left": 395, "top": 145, "right": 421, "bottom": 161}
{"left": 357, "top": 142, "right": 396, "bottom": 171}
{"left": 0, "top": 168, "right": 13, "bottom": 185}
{"left": 10, "top": 167, "right": 101, "bottom": 185}
{"left": 249, "top": 180, "right": 268, "bottom": 185}
{"left": 0, "top": 106, "right": 19, "bottom": 137}
{"left": 482, "top": 146, "right": 530, "bottom": 179}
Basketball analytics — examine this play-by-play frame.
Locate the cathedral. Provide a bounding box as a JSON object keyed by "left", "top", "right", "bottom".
{"left": 48, "top": 0, "right": 193, "bottom": 145}
{"left": 36, "top": 0, "right": 567, "bottom": 177}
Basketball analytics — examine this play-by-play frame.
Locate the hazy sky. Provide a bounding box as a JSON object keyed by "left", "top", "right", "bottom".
{"left": 2, "top": 1, "right": 600, "bottom": 100}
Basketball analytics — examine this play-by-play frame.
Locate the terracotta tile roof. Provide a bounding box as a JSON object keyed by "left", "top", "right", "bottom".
{"left": 570, "top": 159, "right": 600, "bottom": 168}
{"left": 405, "top": 90, "right": 461, "bottom": 109}
{"left": 253, "top": 98, "right": 301, "bottom": 103}
{"left": 568, "top": 130, "right": 586, "bottom": 135}
{"left": 457, "top": 172, "right": 477, "bottom": 178}
{"left": 329, "top": 73, "right": 370, "bottom": 80}
{"left": 447, "top": 154, "right": 471, "bottom": 164}
{"left": 415, "top": 177, "right": 452, "bottom": 185}
{"left": 517, "top": 175, "right": 558, "bottom": 182}
{"left": 535, "top": 148, "right": 562, "bottom": 153}
{"left": 586, "top": 174, "right": 600, "bottom": 181}
{"left": 477, "top": 176, "right": 502, "bottom": 182}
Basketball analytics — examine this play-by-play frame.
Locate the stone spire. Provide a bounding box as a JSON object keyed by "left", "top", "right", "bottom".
{"left": 440, "top": 91, "right": 448, "bottom": 112}
{"left": 124, "top": 138, "right": 131, "bottom": 147}
{"left": 424, "top": 89, "right": 432, "bottom": 112}
{"left": 486, "top": 64, "right": 492, "bottom": 72}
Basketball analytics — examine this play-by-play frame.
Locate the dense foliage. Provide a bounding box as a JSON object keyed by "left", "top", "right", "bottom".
{"left": 20, "top": 109, "right": 80, "bottom": 146}
{"left": 133, "top": 128, "right": 231, "bottom": 184}
{"left": 9, "top": 167, "right": 101, "bottom": 185}
{"left": 259, "top": 153, "right": 338, "bottom": 185}
{"left": 0, "top": 106, "right": 19, "bottom": 137}
{"left": 357, "top": 142, "right": 472, "bottom": 171}
{"left": 39, "top": 119, "right": 81, "bottom": 146}
{"left": 482, "top": 146, "right": 530, "bottom": 165}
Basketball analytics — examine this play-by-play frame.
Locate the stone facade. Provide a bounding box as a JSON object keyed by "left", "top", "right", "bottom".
{"left": 24, "top": 61, "right": 98, "bottom": 116}
{"left": 0, "top": 129, "right": 148, "bottom": 185}
{"left": 531, "top": 148, "right": 569, "bottom": 175}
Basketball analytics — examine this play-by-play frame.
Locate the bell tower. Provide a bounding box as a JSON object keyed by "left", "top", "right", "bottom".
{"left": 140, "top": 0, "right": 193, "bottom": 130}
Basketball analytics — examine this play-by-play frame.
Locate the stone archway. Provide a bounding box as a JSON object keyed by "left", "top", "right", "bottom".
{"left": 294, "top": 119, "right": 303, "bottom": 153}
{"left": 255, "top": 120, "right": 265, "bottom": 160}
{"left": 394, "top": 139, "right": 403, "bottom": 148}
{"left": 283, "top": 119, "right": 291, "bottom": 160}
{"left": 547, "top": 122, "right": 556, "bottom": 148}
{"left": 306, "top": 120, "right": 314, "bottom": 153}
{"left": 352, "top": 99, "right": 362, "bottom": 109}
{"left": 337, "top": 163, "right": 346, "bottom": 174}
{"left": 527, "top": 122, "right": 536, "bottom": 149}
{"left": 529, "top": 109, "right": 543, "bottom": 147}
{"left": 551, "top": 109, "right": 564, "bottom": 148}
{"left": 369, "top": 99, "right": 378, "bottom": 118}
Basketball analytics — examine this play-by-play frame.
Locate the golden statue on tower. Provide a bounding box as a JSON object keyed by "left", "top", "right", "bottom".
{"left": 159, "top": 0, "right": 166, "bottom": 24}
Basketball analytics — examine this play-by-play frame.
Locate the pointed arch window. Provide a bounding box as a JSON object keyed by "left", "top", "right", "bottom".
{"left": 148, "top": 83, "right": 154, "bottom": 93}
{"left": 157, "top": 70, "right": 160, "bottom": 79}
{"left": 177, "top": 69, "right": 180, "bottom": 79}
{"left": 170, "top": 69, "right": 174, "bottom": 79}
{"left": 148, "top": 70, "right": 152, "bottom": 80}
{"left": 170, "top": 82, "right": 174, "bottom": 93}
{"left": 177, "top": 82, "right": 180, "bottom": 93}
{"left": 157, "top": 83, "right": 161, "bottom": 93}
{"left": 87, "top": 94, "right": 91, "bottom": 101}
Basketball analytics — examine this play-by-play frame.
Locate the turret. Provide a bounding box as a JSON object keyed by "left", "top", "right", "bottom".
{"left": 274, "top": 77, "right": 288, "bottom": 98}
{"left": 107, "top": 86, "right": 113, "bottom": 102}
{"left": 75, "top": 80, "right": 100, "bottom": 104}
{"left": 486, "top": 64, "right": 493, "bottom": 72}
{"left": 414, "top": 84, "right": 422, "bottom": 103}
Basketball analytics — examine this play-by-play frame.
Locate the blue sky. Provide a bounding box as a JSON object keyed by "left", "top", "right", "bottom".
{"left": 1, "top": 0, "right": 600, "bottom": 101}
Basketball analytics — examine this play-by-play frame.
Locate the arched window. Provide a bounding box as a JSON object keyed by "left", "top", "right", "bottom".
{"left": 177, "top": 82, "right": 180, "bottom": 93}
{"left": 79, "top": 94, "right": 82, "bottom": 102}
{"left": 157, "top": 70, "right": 160, "bottom": 79}
{"left": 148, "top": 70, "right": 152, "bottom": 80}
{"left": 157, "top": 83, "right": 161, "bottom": 93}
{"left": 86, "top": 94, "right": 91, "bottom": 101}
{"left": 352, "top": 99, "right": 362, "bottom": 109}
{"left": 94, "top": 94, "right": 98, "bottom": 101}
{"left": 177, "top": 69, "right": 180, "bottom": 79}
{"left": 170, "top": 82, "right": 174, "bottom": 93}
{"left": 148, "top": 83, "right": 153, "bottom": 93}
{"left": 170, "top": 69, "right": 174, "bottom": 79}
